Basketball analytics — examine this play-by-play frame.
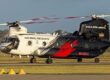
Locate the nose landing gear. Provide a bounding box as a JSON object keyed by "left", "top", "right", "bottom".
{"left": 77, "top": 58, "right": 82, "bottom": 63}
{"left": 30, "top": 56, "right": 36, "bottom": 63}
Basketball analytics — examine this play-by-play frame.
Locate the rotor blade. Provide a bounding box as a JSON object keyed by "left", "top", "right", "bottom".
{"left": 46, "top": 20, "right": 58, "bottom": 23}
{"left": 25, "top": 21, "right": 43, "bottom": 24}
{"left": 65, "top": 16, "right": 89, "bottom": 19}
{"left": 19, "top": 17, "right": 60, "bottom": 24}
{"left": 20, "top": 20, "right": 35, "bottom": 24}
{"left": 64, "top": 14, "right": 110, "bottom": 20}
{"left": 1, "top": 14, "right": 110, "bottom": 26}
{"left": 25, "top": 20, "right": 58, "bottom": 24}
{"left": 91, "top": 14, "right": 110, "bottom": 18}
{"left": 0, "top": 23, "right": 7, "bottom": 26}
{"left": 19, "top": 18, "right": 41, "bottom": 24}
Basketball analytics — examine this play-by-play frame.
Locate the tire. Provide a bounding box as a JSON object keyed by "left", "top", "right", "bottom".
{"left": 77, "top": 58, "right": 82, "bottom": 63}
{"left": 46, "top": 58, "right": 53, "bottom": 64}
{"left": 95, "top": 58, "right": 100, "bottom": 63}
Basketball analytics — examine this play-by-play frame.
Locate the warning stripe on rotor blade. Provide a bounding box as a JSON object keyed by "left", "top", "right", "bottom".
{"left": 65, "top": 16, "right": 79, "bottom": 19}
{"left": 65, "top": 16, "right": 89, "bottom": 19}
{"left": 20, "top": 16, "right": 90, "bottom": 24}
{"left": 31, "top": 18, "right": 41, "bottom": 21}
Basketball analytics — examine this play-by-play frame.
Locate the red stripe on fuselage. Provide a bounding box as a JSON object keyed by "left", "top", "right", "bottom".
{"left": 52, "top": 40, "right": 78, "bottom": 58}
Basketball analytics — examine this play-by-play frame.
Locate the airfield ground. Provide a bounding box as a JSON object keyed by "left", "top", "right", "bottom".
{"left": 0, "top": 50, "right": 109, "bottom": 74}
{"left": 0, "top": 75, "right": 110, "bottom": 80}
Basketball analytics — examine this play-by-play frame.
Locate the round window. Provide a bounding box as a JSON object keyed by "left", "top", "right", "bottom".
{"left": 28, "top": 41, "right": 32, "bottom": 46}
{"left": 43, "top": 42, "right": 46, "bottom": 46}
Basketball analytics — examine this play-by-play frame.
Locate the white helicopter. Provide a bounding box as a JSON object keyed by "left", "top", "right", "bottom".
{"left": 0, "top": 18, "right": 59, "bottom": 63}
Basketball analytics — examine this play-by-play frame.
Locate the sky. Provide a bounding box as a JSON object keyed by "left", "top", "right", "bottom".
{"left": 0, "top": 0, "right": 110, "bottom": 33}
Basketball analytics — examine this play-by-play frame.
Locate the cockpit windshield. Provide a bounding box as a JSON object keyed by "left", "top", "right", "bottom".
{"left": 1, "top": 37, "right": 19, "bottom": 49}
{"left": 2, "top": 37, "right": 16, "bottom": 43}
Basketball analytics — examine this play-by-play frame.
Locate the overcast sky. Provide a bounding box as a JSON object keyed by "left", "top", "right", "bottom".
{"left": 0, "top": 0, "right": 110, "bottom": 32}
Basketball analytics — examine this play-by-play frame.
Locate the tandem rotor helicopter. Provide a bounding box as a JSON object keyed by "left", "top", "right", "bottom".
{"left": 0, "top": 14, "right": 110, "bottom": 64}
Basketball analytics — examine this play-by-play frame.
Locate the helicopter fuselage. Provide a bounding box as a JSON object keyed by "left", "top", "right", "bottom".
{"left": 38, "top": 35, "right": 110, "bottom": 59}
{"left": 0, "top": 33, "right": 59, "bottom": 56}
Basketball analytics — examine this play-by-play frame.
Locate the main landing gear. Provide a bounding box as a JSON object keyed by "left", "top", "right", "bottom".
{"left": 30, "top": 56, "right": 53, "bottom": 64}
{"left": 45, "top": 56, "right": 53, "bottom": 64}
{"left": 95, "top": 58, "right": 100, "bottom": 63}
{"left": 77, "top": 58, "right": 82, "bottom": 63}
{"left": 30, "top": 56, "right": 36, "bottom": 63}
{"left": 77, "top": 58, "right": 100, "bottom": 63}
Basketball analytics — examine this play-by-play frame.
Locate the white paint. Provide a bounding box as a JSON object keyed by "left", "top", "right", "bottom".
{"left": 0, "top": 25, "right": 59, "bottom": 56}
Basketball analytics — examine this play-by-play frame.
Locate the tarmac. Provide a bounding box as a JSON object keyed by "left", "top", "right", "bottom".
{"left": 0, "top": 62, "right": 110, "bottom": 74}
{"left": 0, "top": 74, "right": 110, "bottom": 80}
{"left": 0, "top": 53, "right": 110, "bottom": 80}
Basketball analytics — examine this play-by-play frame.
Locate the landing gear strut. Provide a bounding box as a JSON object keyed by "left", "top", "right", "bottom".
{"left": 77, "top": 58, "right": 82, "bottom": 63}
{"left": 95, "top": 58, "right": 100, "bottom": 63}
{"left": 30, "top": 56, "right": 36, "bottom": 63}
{"left": 46, "top": 56, "right": 53, "bottom": 64}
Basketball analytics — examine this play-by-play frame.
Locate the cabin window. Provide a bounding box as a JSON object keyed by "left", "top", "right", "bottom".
{"left": 42, "top": 42, "right": 46, "bottom": 46}
{"left": 1, "top": 37, "right": 19, "bottom": 49}
{"left": 28, "top": 41, "right": 32, "bottom": 46}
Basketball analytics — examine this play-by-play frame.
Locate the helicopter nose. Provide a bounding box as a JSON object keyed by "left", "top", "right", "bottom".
{"left": 0, "top": 43, "right": 12, "bottom": 53}
{"left": 0, "top": 46, "right": 6, "bottom": 50}
{"left": 0, "top": 43, "right": 7, "bottom": 50}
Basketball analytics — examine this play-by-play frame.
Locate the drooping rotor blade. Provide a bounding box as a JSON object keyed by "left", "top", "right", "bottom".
{"left": 65, "top": 16, "right": 89, "bottom": 19}
{"left": 20, "top": 20, "right": 35, "bottom": 24}
{"left": 20, "top": 14, "right": 110, "bottom": 24}
{"left": 0, "top": 17, "right": 43, "bottom": 26}
{"left": 91, "top": 14, "right": 110, "bottom": 18}
{"left": 25, "top": 20, "right": 58, "bottom": 24}
{"left": 46, "top": 20, "right": 58, "bottom": 23}
{"left": 0, "top": 23, "right": 7, "bottom": 26}
{"left": 0, "top": 14, "right": 110, "bottom": 26}
{"left": 64, "top": 14, "right": 110, "bottom": 20}
{"left": 25, "top": 21, "right": 43, "bottom": 24}
{"left": 19, "top": 17, "right": 59, "bottom": 24}
{"left": 19, "top": 18, "right": 43, "bottom": 24}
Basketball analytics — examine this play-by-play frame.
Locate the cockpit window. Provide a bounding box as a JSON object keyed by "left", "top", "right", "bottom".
{"left": 2, "top": 37, "right": 16, "bottom": 43}
{"left": 1, "top": 37, "right": 19, "bottom": 49}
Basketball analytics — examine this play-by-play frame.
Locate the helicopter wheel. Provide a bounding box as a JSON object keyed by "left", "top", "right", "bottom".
{"left": 77, "top": 58, "right": 82, "bottom": 63}
{"left": 95, "top": 58, "right": 100, "bottom": 63}
{"left": 30, "top": 56, "right": 36, "bottom": 63}
{"left": 46, "top": 56, "right": 53, "bottom": 64}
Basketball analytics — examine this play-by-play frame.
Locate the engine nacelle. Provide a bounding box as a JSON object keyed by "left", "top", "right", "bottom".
{"left": 9, "top": 25, "right": 27, "bottom": 36}
{"left": 79, "top": 18, "right": 109, "bottom": 40}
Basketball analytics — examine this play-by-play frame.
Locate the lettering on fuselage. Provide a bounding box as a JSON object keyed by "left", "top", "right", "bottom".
{"left": 25, "top": 37, "right": 49, "bottom": 40}
{"left": 37, "top": 37, "right": 49, "bottom": 40}
{"left": 85, "top": 26, "right": 106, "bottom": 29}
{"left": 25, "top": 37, "right": 36, "bottom": 39}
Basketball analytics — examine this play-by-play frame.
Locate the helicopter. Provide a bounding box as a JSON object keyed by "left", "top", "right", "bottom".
{"left": 34, "top": 14, "right": 110, "bottom": 64}
{"left": 0, "top": 14, "right": 110, "bottom": 64}
{"left": 0, "top": 17, "right": 59, "bottom": 63}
